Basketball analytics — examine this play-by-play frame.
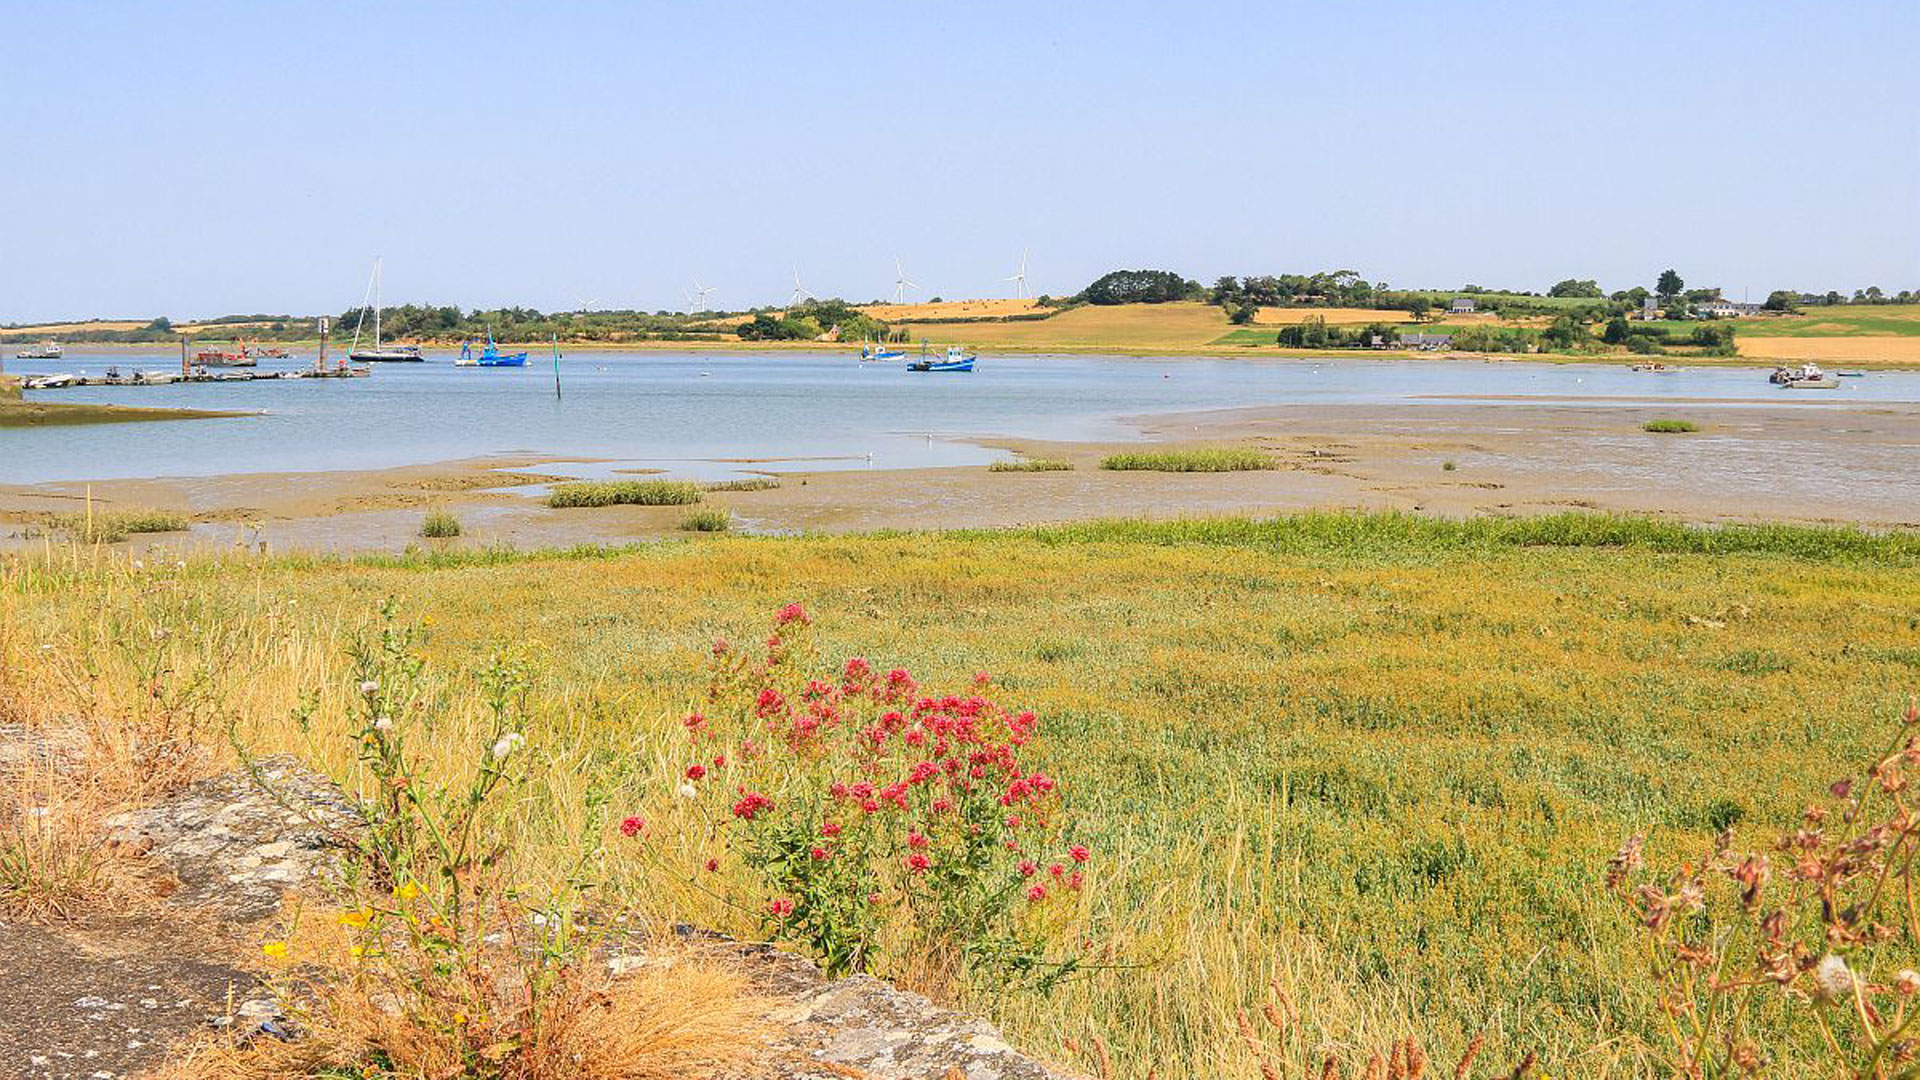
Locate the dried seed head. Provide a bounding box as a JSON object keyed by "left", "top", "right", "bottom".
{"left": 1455, "top": 1032, "right": 1487, "bottom": 1080}
{"left": 1813, "top": 954, "right": 1855, "bottom": 1002}
{"left": 1896, "top": 969, "right": 1920, "bottom": 996}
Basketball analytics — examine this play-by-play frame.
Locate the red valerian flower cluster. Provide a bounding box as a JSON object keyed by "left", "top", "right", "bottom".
{"left": 679, "top": 604, "right": 1093, "bottom": 979}
{"left": 619, "top": 815, "right": 645, "bottom": 837}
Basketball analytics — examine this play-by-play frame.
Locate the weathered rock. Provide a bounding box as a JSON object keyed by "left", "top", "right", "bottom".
{"left": 736, "top": 942, "right": 1082, "bottom": 1079}
{"left": 101, "top": 755, "right": 359, "bottom": 922}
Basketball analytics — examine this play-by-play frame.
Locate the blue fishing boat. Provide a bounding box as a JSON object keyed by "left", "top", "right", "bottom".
{"left": 860, "top": 341, "right": 905, "bottom": 362}
{"left": 456, "top": 331, "right": 528, "bottom": 368}
{"left": 906, "top": 345, "right": 976, "bottom": 373}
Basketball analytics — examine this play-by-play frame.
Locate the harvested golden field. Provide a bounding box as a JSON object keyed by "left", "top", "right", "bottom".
{"left": 1250, "top": 306, "right": 1418, "bottom": 326}
{"left": 8, "top": 515, "right": 1920, "bottom": 1077}
{"left": 1736, "top": 335, "right": 1920, "bottom": 365}
{"left": 914, "top": 301, "right": 1232, "bottom": 350}
{"left": 856, "top": 298, "right": 1044, "bottom": 321}
{"left": 0, "top": 319, "right": 149, "bottom": 335}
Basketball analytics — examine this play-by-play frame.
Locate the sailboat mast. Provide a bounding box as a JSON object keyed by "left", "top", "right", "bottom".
{"left": 372, "top": 257, "right": 383, "bottom": 349}
{"left": 349, "top": 258, "right": 376, "bottom": 353}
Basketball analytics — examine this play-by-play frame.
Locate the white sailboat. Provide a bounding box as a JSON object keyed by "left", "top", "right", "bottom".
{"left": 348, "top": 258, "right": 425, "bottom": 362}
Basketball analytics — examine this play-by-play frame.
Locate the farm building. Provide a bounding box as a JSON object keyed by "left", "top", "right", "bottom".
{"left": 1449, "top": 297, "right": 1476, "bottom": 314}
{"left": 1400, "top": 332, "right": 1455, "bottom": 350}
{"left": 1694, "top": 299, "right": 1764, "bottom": 318}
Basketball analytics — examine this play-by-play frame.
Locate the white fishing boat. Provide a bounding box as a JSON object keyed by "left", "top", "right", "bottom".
{"left": 1772, "top": 362, "right": 1838, "bottom": 389}
{"left": 347, "top": 258, "right": 426, "bottom": 362}
{"left": 14, "top": 341, "right": 62, "bottom": 360}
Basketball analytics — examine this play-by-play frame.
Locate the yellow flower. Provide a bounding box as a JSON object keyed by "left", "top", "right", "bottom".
{"left": 338, "top": 908, "right": 373, "bottom": 928}
{"left": 452, "top": 1011, "right": 468, "bottom": 1025}
{"left": 393, "top": 881, "right": 421, "bottom": 901}
{"left": 261, "top": 940, "right": 288, "bottom": 958}
{"left": 348, "top": 943, "right": 383, "bottom": 960}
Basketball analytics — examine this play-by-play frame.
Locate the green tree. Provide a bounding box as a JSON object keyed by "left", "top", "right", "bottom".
{"left": 1548, "top": 278, "right": 1604, "bottom": 299}
{"left": 1082, "top": 269, "right": 1191, "bottom": 305}
{"left": 1229, "top": 302, "right": 1258, "bottom": 325}
{"left": 1762, "top": 290, "right": 1799, "bottom": 312}
{"left": 1602, "top": 315, "right": 1632, "bottom": 344}
{"left": 1656, "top": 269, "right": 1684, "bottom": 298}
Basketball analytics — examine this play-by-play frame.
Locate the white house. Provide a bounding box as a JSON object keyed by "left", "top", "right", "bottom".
{"left": 1449, "top": 297, "right": 1476, "bottom": 315}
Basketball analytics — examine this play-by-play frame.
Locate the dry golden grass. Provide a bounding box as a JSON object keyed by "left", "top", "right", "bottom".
{"left": 1736, "top": 335, "right": 1920, "bottom": 365}
{"left": 0, "top": 319, "right": 149, "bottom": 335}
{"left": 153, "top": 932, "right": 770, "bottom": 1080}
{"left": 914, "top": 301, "right": 1233, "bottom": 350}
{"left": 856, "top": 298, "right": 1045, "bottom": 321}
{"left": 1249, "top": 306, "right": 1418, "bottom": 326}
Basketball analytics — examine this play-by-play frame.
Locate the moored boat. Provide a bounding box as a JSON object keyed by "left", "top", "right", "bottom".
{"left": 1773, "top": 362, "right": 1838, "bottom": 389}
{"left": 15, "top": 341, "right": 62, "bottom": 360}
{"left": 906, "top": 344, "right": 976, "bottom": 373}
{"left": 860, "top": 341, "right": 905, "bottom": 362}
{"left": 346, "top": 258, "right": 428, "bottom": 362}
{"left": 456, "top": 332, "right": 528, "bottom": 367}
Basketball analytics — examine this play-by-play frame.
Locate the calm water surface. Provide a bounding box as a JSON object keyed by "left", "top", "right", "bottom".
{"left": 4, "top": 348, "right": 1916, "bottom": 484}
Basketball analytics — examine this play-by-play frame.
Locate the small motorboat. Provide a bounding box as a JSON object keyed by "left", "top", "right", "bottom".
{"left": 860, "top": 341, "right": 906, "bottom": 362}
{"left": 23, "top": 373, "right": 75, "bottom": 389}
{"left": 1774, "top": 362, "right": 1838, "bottom": 389}
{"left": 907, "top": 344, "right": 976, "bottom": 373}
{"left": 15, "top": 341, "right": 62, "bottom": 360}
{"left": 1836, "top": 371, "right": 1866, "bottom": 378}
{"left": 1630, "top": 361, "right": 1670, "bottom": 373}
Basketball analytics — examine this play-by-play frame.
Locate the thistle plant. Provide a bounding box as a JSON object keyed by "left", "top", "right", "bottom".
{"left": 1609, "top": 700, "right": 1920, "bottom": 1078}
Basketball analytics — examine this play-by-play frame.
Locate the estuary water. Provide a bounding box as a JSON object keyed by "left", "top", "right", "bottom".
{"left": 4, "top": 348, "right": 1917, "bottom": 485}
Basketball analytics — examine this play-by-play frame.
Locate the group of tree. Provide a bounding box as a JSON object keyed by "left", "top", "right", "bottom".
{"left": 734, "top": 299, "right": 897, "bottom": 342}
{"left": 1082, "top": 269, "right": 1202, "bottom": 305}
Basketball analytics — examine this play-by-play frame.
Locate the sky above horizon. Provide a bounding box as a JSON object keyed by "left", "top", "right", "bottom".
{"left": 2, "top": 0, "right": 1916, "bottom": 322}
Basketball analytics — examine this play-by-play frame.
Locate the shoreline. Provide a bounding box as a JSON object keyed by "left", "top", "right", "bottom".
{"left": 3, "top": 396, "right": 1915, "bottom": 554}
{"left": 17, "top": 339, "right": 1920, "bottom": 370}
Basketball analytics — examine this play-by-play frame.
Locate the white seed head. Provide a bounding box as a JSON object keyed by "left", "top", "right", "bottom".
{"left": 372, "top": 717, "right": 393, "bottom": 732}
{"left": 1813, "top": 954, "right": 1855, "bottom": 1002}
{"left": 677, "top": 781, "right": 699, "bottom": 800}
{"left": 359, "top": 680, "right": 379, "bottom": 695}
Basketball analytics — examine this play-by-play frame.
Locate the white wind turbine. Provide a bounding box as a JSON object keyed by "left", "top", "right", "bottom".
{"left": 891, "top": 258, "right": 919, "bottom": 304}
{"left": 1005, "top": 250, "right": 1031, "bottom": 300}
{"left": 573, "top": 294, "right": 599, "bottom": 314}
{"left": 688, "top": 278, "right": 716, "bottom": 313}
{"left": 788, "top": 270, "right": 816, "bottom": 309}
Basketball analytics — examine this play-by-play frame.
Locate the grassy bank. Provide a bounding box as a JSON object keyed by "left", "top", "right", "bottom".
{"left": 0, "top": 400, "right": 251, "bottom": 427}
{"left": 5, "top": 512, "right": 1919, "bottom": 1076}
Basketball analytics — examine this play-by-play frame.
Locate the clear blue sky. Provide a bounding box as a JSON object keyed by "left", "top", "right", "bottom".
{"left": 3, "top": 0, "right": 1915, "bottom": 321}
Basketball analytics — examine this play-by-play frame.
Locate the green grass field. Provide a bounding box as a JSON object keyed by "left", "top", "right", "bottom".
{"left": 1705, "top": 306, "right": 1920, "bottom": 338}
{"left": 6, "top": 514, "right": 1920, "bottom": 1076}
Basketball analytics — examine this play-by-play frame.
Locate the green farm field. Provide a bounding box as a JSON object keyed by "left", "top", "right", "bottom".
{"left": 7, "top": 514, "right": 1920, "bottom": 1076}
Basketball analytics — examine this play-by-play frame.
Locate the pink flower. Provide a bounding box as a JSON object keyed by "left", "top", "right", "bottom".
{"left": 711, "top": 638, "right": 730, "bottom": 656}
{"left": 776, "top": 602, "right": 809, "bottom": 626}
{"left": 683, "top": 712, "right": 706, "bottom": 731}
{"left": 1049, "top": 863, "right": 1065, "bottom": 878}
{"left": 906, "top": 852, "right": 931, "bottom": 873}
{"left": 1070, "top": 844, "right": 1090, "bottom": 863}
{"left": 1005, "top": 815, "right": 1022, "bottom": 829}
{"left": 1026, "top": 884, "right": 1047, "bottom": 902}
{"left": 685, "top": 764, "right": 707, "bottom": 781}
{"left": 768, "top": 897, "right": 794, "bottom": 917}
{"left": 1068, "top": 871, "right": 1084, "bottom": 890}
{"left": 731, "top": 791, "right": 774, "bottom": 820}
{"left": 907, "top": 831, "right": 929, "bottom": 850}
{"left": 704, "top": 858, "right": 720, "bottom": 872}
{"left": 820, "top": 821, "right": 842, "bottom": 838}
{"left": 619, "top": 815, "right": 645, "bottom": 837}
{"left": 1018, "top": 859, "right": 1038, "bottom": 877}
{"left": 810, "top": 846, "right": 830, "bottom": 861}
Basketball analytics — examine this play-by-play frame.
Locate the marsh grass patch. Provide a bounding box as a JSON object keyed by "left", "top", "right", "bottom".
{"left": 546, "top": 481, "right": 703, "bottom": 508}
{"left": 1099, "top": 448, "right": 1276, "bottom": 473}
